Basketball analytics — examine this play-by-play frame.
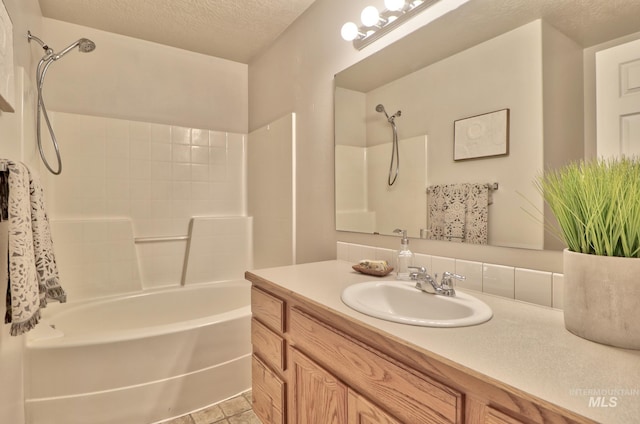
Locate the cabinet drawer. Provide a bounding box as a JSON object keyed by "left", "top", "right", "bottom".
{"left": 252, "top": 318, "right": 286, "bottom": 371}
{"left": 290, "top": 308, "right": 463, "bottom": 424}
{"left": 252, "top": 287, "right": 285, "bottom": 333}
{"left": 252, "top": 354, "right": 286, "bottom": 424}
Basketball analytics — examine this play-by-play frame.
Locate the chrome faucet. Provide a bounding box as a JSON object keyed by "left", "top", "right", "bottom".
{"left": 408, "top": 267, "right": 465, "bottom": 297}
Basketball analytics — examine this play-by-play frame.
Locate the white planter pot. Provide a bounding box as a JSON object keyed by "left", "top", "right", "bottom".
{"left": 563, "top": 249, "right": 640, "bottom": 350}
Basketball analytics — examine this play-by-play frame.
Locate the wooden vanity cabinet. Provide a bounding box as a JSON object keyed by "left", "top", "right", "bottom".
{"left": 248, "top": 275, "right": 595, "bottom": 424}
{"left": 251, "top": 287, "right": 287, "bottom": 424}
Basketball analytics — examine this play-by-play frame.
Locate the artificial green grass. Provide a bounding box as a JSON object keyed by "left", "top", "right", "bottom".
{"left": 538, "top": 157, "right": 640, "bottom": 257}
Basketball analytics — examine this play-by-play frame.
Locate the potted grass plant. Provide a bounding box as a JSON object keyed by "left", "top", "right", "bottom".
{"left": 539, "top": 157, "right": 640, "bottom": 349}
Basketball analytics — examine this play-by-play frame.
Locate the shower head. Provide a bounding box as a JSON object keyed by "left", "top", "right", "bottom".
{"left": 54, "top": 38, "right": 96, "bottom": 60}
{"left": 79, "top": 38, "right": 97, "bottom": 53}
{"left": 376, "top": 104, "right": 390, "bottom": 121}
{"left": 376, "top": 104, "right": 401, "bottom": 123}
{"left": 28, "top": 31, "right": 96, "bottom": 62}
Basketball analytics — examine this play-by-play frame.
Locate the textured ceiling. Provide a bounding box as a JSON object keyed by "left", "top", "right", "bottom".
{"left": 37, "top": 0, "right": 318, "bottom": 63}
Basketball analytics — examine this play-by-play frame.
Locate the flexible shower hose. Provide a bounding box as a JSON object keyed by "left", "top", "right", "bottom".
{"left": 35, "top": 57, "right": 63, "bottom": 175}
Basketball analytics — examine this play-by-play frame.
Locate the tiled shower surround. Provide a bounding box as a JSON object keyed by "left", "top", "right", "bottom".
{"left": 42, "top": 111, "right": 247, "bottom": 290}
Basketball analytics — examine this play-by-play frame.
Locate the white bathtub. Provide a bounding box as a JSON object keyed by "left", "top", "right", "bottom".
{"left": 24, "top": 280, "right": 252, "bottom": 424}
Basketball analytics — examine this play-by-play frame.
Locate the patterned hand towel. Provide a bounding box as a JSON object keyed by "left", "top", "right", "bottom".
{"left": 427, "top": 183, "right": 489, "bottom": 245}
{"left": 3, "top": 161, "right": 66, "bottom": 336}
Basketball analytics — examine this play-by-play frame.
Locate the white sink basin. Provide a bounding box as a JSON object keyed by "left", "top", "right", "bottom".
{"left": 341, "top": 280, "right": 492, "bottom": 327}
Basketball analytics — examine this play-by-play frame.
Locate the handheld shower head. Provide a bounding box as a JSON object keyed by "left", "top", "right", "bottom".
{"left": 78, "top": 38, "right": 96, "bottom": 53}
{"left": 376, "top": 104, "right": 390, "bottom": 120}
{"left": 54, "top": 38, "right": 96, "bottom": 60}
{"left": 376, "top": 103, "right": 402, "bottom": 186}
{"left": 26, "top": 31, "right": 97, "bottom": 175}
{"left": 376, "top": 104, "right": 401, "bottom": 123}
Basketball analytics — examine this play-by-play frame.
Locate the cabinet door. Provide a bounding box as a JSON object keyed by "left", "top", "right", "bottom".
{"left": 252, "top": 355, "right": 285, "bottom": 424}
{"left": 290, "top": 347, "right": 348, "bottom": 424}
{"left": 348, "top": 390, "right": 402, "bottom": 424}
{"left": 484, "top": 407, "right": 526, "bottom": 424}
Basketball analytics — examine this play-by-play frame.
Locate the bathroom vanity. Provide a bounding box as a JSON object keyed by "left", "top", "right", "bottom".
{"left": 246, "top": 260, "right": 640, "bottom": 424}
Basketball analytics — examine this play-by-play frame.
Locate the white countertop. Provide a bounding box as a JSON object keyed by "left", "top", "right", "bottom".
{"left": 248, "top": 260, "right": 640, "bottom": 424}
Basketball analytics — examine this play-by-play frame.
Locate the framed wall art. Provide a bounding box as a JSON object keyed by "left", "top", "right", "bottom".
{"left": 454, "top": 108, "right": 509, "bottom": 161}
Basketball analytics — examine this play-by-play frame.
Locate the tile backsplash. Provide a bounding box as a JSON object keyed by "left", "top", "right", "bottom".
{"left": 337, "top": 242, "right": 564, "bottom": 309}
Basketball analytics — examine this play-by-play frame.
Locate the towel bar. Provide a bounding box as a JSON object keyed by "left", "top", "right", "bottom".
{"left": 486, "top": 182, "right": 499, "bottom": 190}
{"left": 426, "top": 182, "right": 498, "bottom": 193}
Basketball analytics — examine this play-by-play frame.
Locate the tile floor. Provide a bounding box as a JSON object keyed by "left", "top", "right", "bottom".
{"left": 162, "top": 391, "right": 260, "bottom": 424}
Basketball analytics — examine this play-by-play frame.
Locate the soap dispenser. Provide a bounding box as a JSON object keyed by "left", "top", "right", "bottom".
{"left": 393, "top": 229, "right": 414, "bottom": 281}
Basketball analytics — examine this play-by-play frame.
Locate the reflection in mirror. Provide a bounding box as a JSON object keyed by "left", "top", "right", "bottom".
{"left": 335, "top": 0, "right": 640, "bottom": 250}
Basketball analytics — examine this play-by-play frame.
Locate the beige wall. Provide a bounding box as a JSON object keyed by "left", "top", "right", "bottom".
{"left": 40, "top": 18, "right": 248, "bottom": 133}
{"left": 248, "top": 114, "right": 296, "bottom": 269}
{"left": 249, "top": 0, "right": 564, "bottom": 271}
{"left": 0, "top": 0, "right": 40, "bottom": 166}
{"left": 334, "top": 87, "right": 366, "bottom": 148}
{"left": 0, "top": 1, "right": 42, "bottom": 422}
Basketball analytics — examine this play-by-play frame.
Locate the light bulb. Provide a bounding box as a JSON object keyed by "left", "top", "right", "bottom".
{"left": 384, "top": 0, "right": 406, "bottom": 11}
{"left": 341, "top": 22, "right": 359, "bottom": 41}
{"left": 360, "top": 6, "right": 380, "bottom": 27}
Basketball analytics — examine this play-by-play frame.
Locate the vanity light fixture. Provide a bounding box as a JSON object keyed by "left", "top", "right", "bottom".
{"left": 341, "top": 0, "right": 441, "bottom": 50}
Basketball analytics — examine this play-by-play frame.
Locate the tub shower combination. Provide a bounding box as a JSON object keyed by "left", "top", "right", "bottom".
{"left": 23, "top": 32, "right": 253, "bottom": 424}
{"left": 24, "top": 217, "right": 253, "bottom": 424}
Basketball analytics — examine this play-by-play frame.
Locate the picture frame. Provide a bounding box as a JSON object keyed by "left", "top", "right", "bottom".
{"left": 453, "top": 108, "right": 509, "bottom": 161}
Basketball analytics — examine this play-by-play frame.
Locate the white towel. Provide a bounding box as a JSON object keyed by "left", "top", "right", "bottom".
{"left": 3, "top": 161, "right": 65, "bottom": 336}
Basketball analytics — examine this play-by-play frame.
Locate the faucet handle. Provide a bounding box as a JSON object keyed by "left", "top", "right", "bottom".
{"left": 408, "top": 266, "right": 426, "bottom": 280}
{"left": 441, "top": 271, "right": 465, "bottom": 288}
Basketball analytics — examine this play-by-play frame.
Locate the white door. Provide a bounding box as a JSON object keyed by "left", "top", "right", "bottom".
{"left": 596, "top": 38, "right": 640, "bottom": 159}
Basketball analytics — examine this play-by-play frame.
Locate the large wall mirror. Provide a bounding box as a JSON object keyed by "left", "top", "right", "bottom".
{"left": 335, "top": 0, "right": 640, "bottom": 250}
